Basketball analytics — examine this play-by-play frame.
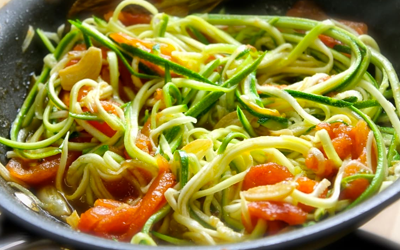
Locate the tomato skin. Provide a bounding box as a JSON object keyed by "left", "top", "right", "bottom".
{"left": 267, "top": 220, "right": 287, "bottom": 235}
{"left": 77, "top": 155, "right": 176, "bottom": 241}
{"left": 85, "top": 101, "right": 121, "bottom": 138}
{"left": 104, "top": 11, "right": 151, "bottom": 26}
{"left": 6, "top": 152, "right": 80, "bottom": 186}
{"left": 110, "top": 32, "right": 175, "bottom": 59}
{"left": 242, "top": 163, "right": 294, "bottom": 190}
{"left": 318, "top": 35, "right": 342, "bottom": 48}
{"left": 60, "top": 85, "right": 92, "bottom": 107}
{"left": 296, "top": 176, "right": 317, "bottom": 193}
{"left": 350, "top": 120, "right": 370, "bottom": 160}
{"left": 88, "top": 120, "right": 116, "bottom": 138}
{"left": 306, "top": 120, "right": 373, "bottom": 178}
{"left": 340, "top": 178, "right": 370, "bottom": 201}
{"left": 295, "top": 176, "right": 328, "bottom": 213}
{"left": 78, "top": 200, "right": 139, "bottom": 238}
{"left": 109, "top": 32, "right": 182, "bottom": 76}
{"left": 247, "top": 201, "right": 307, "bottom": 226}
{"left": 339, "top": 161, "right": 371, "bottom": 201}
{"left": 103, "top": 178, "right": 139, "bottom": 201}
{"left": 286, "top": 0, "right": 328, "bottom": 20}
{"left": 340, "top": 20, "right": 368, "bottom": 35}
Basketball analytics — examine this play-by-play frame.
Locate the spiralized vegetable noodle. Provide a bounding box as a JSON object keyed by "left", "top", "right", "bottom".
{"left": 1, "top": 0, "right": 400, "bottom": 246}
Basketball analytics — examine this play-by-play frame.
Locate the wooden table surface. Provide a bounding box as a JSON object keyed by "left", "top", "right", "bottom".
{"left": 0, "top": 0, "right": 399, "bottom": 246}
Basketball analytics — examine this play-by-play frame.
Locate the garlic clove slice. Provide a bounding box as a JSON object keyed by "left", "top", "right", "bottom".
{"left": 59, "top": 46, "right": 102, "bottom": 91}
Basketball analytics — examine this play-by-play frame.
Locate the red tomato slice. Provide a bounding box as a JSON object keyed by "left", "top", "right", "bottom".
{"left": 78, "top": 155, "right": 176, "bottom": 240}
{"left": 6, "top": 152, "right": 80, "bottom": 186}
{"left": 242, "top": 163, "right": 294, "bottom": 190}
{"left": 247, "top": 201, "right": 307, "bottom": 226}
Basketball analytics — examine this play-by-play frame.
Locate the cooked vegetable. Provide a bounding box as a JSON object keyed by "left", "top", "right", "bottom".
{"left": 0, "top": 0, "right": 399, "bottom": 246}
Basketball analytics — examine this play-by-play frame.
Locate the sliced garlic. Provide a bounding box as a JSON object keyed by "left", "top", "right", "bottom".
{"left": 241, "top": 181, "right": 296, "bottom": 201}
{"left": 59, "top": 46, "right": 102, "bottom": 90}
{"left": 182, "top": 139, "right": 212, "bottom": 160}
{"left": 37, "top": 185, "right": 72, "bottom": 218}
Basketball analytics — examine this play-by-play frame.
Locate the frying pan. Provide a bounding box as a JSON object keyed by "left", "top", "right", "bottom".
{"left": 0, "top": 0, "right": 400, "bottom": 249}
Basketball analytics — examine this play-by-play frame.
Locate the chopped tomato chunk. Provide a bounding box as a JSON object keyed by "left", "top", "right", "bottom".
{"left": 6, "top": 152, "right": 80, "bottom": 186}
{"left": 340, "top": 178, "right": 370, "bottom": 201}
{"left": 103, "top": 177, "right": 139, "bottom": 201}
{"left": 83, "top": 101, "right": 121, "bottom": 138}
{"left": 267, "top": 220, "right": 287, "bottom": 235}
{"left": 242, "top": 163, "right": 294, "bottom": 190}
{"left": 305, "top": 151, "right": 335, "bottom": 178}
{"left": 287, "top": 0, "right": 328, "bottom": 21}
{"left": 295, "top": 176, "right": 327, "bottom": 212}
{"left": 339, "top": 161, "right": 371, "bottom": 201}
{"left": 110, "top": 32, "right": 175, "bottom": 60}
{"left": 88, "top": 121, "right": 116, "bottom": 138}
{"left": 296, "top": 176, "right": 318, "bottom": 194}
{"left": 306, "top": 120, "right": 374, "bottom": 178}
{"left": 104, "top": 11, "right": 152, "bottom": 26}
{"left": 109, "top": 32, "right": 181, "bottom": 76}
{"left": 246, "top": 201, "right": 307, "bottom": 226}
{"left": 78, "top": 155, "right": 175, "bottom": 241}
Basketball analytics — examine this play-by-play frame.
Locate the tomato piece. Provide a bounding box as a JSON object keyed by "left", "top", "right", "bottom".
{"left": 101, "top": 66, "right": 111, "bottom": 84}
{"left": 6, "top": 152, "right": 80, "bottom": 186}
{"left": 350, "top": 120, "right": 370, "bottom": 159}
{"left": 84, "top": 101, "right": 121, "bottom": 138}
{"left": 121, "top": 156, "right": 175, "bottom": 240}
{"left": 340, "top": 178, "right": 370, "bottom": 201}
{"left": 331, "top": 134, "right": 352, "bottom": 159}
{"left": 308, "top": 121, "right": 373, "bottom": 178}
{"left": 78, "top": 199, "right": 139, "bottom": 238}
{"left": 77, "top": 85, "right": 92, "bottom": 101}
{"left": 104, "top": 11, "right": 151, "bottom": 26}
{"left": 78, "top": 155, "right": 175, "bottom": 241}
{"left": 94, "top": 199, "right": 124, "bottom": 209}
{"left": 109, "top": 32, "right": 179, "bottom": 76}
{"left": 318, "top": 35, "right": 342, "bottom": 48}
{"left": 135, "top": 133, "right": 152, "bottom": 154}
{"left": 242, "top": 163, "right": 294, "bottom": 190}
{"left": 60, "top": 85, "right": 92, "bottom": 107}
{"left": 267, "top": 220, "right": 287, "bottom": 235}
{"left": 64, "top": 44, "right": 87, "bottom": 68}
{"left": 70, "top": 132, "right": 93, "bottom": 143}
{"left": 110, "top": 33, "right": 175, "bottom": 59}
{"left": 286, "top": 0, "right": 328, "bottom": 21}
{"left": 60, "top": 90, "right": 71, "bottom": 107}
{"left": 94, "top": 204, "right": 139, "bottom": 237}
{"left": 73, "top": 43, "right": 87, "bottom": 51}
{"left": 103, "top": 178, "right": 139, "bottom": 201}
{"left": 296, "top": 176, "right": 317, "bottom": 194}
{"left": 339, "top": 161, "right": 371, "bottom": 201}
{"left": 88, "top": 121, "right": 116, "bottom": 138}
{"left": 305, "top": 151, "right": 335, "bottom": 178}
{"left": 124, "top": 120, "right": 153, "bottom": 157}
{"left": 340, "top": 20, "right": 368, "bottom": 35}
{"left": 296, "top": 176, "right": 322, "bottom": 213}
{"left": 247, "top": 201, "right": 307, "bottom": 226}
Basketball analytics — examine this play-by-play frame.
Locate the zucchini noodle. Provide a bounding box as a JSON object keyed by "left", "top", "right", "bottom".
{"left": 0, "top": 0, "right": 399, "bottom": 246}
